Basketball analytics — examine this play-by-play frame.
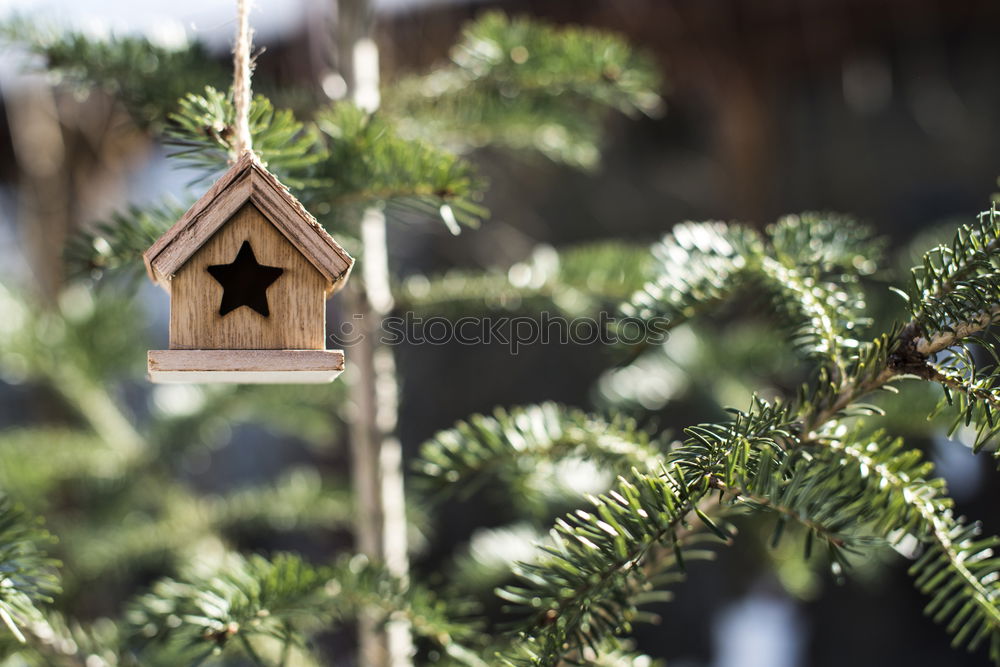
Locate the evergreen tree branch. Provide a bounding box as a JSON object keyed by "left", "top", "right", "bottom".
{"left": 495, "top": 399, "right": 799, "bottom": 664}
{"left": 921, "top": 340, "right": 1000, "bottom": 453}
{"left": 499, "top": 205, "right": 1000, "bottom": 663}
{"left": 64, "top": 471, "right": 353, "bottom": 578}
{"left": 901, "top": 204, "right": 1000, "bottom": 341}
{"left": 0, "top": 609, "right": 128, "bottom": 666}
{"left": 823, "top": 435, "right": 1000, "bottom": 658}
{"left": 66, "top": 200, "right": 188, "bottom": 283}
{"left": 929, "top": 360, "right": 1000, "bottom": 414}
{"left": 3, "top": 17, "right": 226, "bottom": 127}
{"left": 166, "top": 87, "right": 326, "bottom": 187}
{"left": 0, "top": 498, "right": 59, "bottom": 644}
{"left": 127, "top": 553, "right": 479, "bottom": 664}
{"left": 153, "top": 89, "right": 488, "bottom": 233}
{"left": 758, "top": 255, "right": 866, "bottom": 377}
{"left": 622, "top": 222, "right": 763, "bottom": 328}
{"left": 397, "top": 242, "right": 651, "bottom": 318}
{"left": 388, "top": 11, "right": 662, "bottom": 169}
{"left": 623, "top": 214, "right": 877, "bottom": 371}
{"left": 709, "top": 477, "right": 849, "bottom": 553}
{"left": 416, "top": 403, "right": 664, "bottom": 508}
{"left": 310, "top": 104, "right": 487, "bottom": 229}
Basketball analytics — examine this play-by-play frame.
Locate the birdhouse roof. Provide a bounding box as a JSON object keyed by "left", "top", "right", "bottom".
{"left": 143, "top": 152, "right": 354, "bottom": 295}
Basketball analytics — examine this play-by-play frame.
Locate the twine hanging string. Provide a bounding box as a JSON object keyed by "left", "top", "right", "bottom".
{"left": 232, "top": 0, "right": 254, "bottom": 158}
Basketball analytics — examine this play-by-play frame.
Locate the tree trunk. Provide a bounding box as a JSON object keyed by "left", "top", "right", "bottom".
{"left": 334, "top": 1, "right": 413, "bottom": 665}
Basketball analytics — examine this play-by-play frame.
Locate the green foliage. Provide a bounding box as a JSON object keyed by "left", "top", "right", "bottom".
{"left": 0, "top": 498, "right": 59, "bottom": 644}
{"left": 127, "top": 552, "right": 332, "bottom": 662}
{"left": 17, "top": 7, "right": 1000, "bottom": 667}
{"left": 166, "top": 87, "right": 325, "bottom": 188}
{"left": 422, "top": 391, "right": 1000, "bottom": 664}
{"left": 623, "top": 221, "right": 762, "bottom": 327}
{"left": 110, "top": 89, "right": 487, "bottom": 248}
{"left": 390, "top": 11, "right": 662, "bottom": 168}
{"left": 0, "top": 429, "right": 116, "bottom": 506}
{"left": 421, "top": 399, "right": 794, "bottom": 661}
{"left": 61, "top": 471, "right": 353, "bottom": 579}
{"left": 398, "top": 242, "right": 651, "bottom": 318}
{"left": 623, "top": 214, "right": 881, "bottom": 368}
{"left": 899, "top": 204, "right": 1000, "bottom": 338}
{"left": 53, "top": 12, "right": 665, "bottom": 280}
{"left": 0, "top": 283, "right": 147, "bottom": 385}
{"left": 417, "top": 403, "right": 663, "bottom": 514}
{"left": 407, "top": 205, "right": 1000, "bottom": 664}
{"left": 768, "top": 212, "right": 881, "bottom": 273}
{"left": 312, "top": 104, "right": 487, "bottom": 229}
{"left": 595, "top": 320, "right": 803, "bottom": 415}
{"left": 148, "top": 382, "right": 346, "bottom": 459}
{"left": 127, "top": 552, "right": 477, "bottom": 665}
{"left": 66, "top": 200, "right": 187, "bottom": 282}
{"left": 0, "top": 610, "right": 128, "bottom": 666}
{"left": 761, "top": 214, "right": 879, "bottom": 365}
{"left": 2, "top": 18, "right": 225, "bottom": 127}
{"left": 0, "top": 10, "right": 674, "bottom": 667}
{"left": 925, "top": 339, "right": 1000, "bottom": 453}
{"left": 824, "top": 432, "right": 1000, "bottom": 659}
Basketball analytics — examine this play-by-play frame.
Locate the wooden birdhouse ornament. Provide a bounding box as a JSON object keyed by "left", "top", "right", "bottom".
{"left": 143, "top": 153, "right": 354, "bottom": 383}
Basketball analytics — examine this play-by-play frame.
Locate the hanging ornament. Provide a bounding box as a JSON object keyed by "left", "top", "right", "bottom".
{"left": 143, "top": 0, "right": 354, "bottom": 384}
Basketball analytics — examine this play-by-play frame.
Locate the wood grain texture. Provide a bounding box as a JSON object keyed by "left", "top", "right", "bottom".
{"left": 148, "top": 349, "right": 344, "bottom": 384}
{"left": 144, "top": 153, "right": 354, "bottom": 293}
{"left": 144, "top": 153, "right": 255, "bottom": 284}
{"left": 169, "top": 203, "right": 327, "bottom": 350}
{"left": 248, "top": 160, "right": 354, "bottom": 291}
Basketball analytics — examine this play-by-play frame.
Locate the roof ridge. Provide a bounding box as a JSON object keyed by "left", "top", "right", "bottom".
{"left": 143, "top": 155, "right": 354, "bottom": 296}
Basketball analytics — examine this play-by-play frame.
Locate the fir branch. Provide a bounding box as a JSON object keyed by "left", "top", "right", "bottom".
{"left": 622, "top": 222, "right": 763, "bottom": 327}
{"left": 311, "top": 103, "right": 487, "bottom": 230}
{"left": 0, "top": 610, "right": 128, "bottom": 666}
{"left": 493, "top": 397, "right": 999, "bottom": 665}
{"left": 161, "top": 90, "right": 487, "bottom": 232}
{"left": 625, "top": 214, "right": 879, "bottom": 374}
{"left": 711, "top": 459, "right": 853, "bottom": 557}
{"left": 389, "top": 11, "right": 661, "bottom": 169}
{"left": 66, "top": 200, "right": 187, "bottom": 282}
{"left": 500, "top": 205, "right": 1000, "bottom": 663}
{"left": 0, "top": 429, "right": 118, "bottom": 506}
{"left": 3, "top": 18, "right": 225, "bottom": 127}
{"left": 768, "top": 212, "right": 882, "bottom": 274}
{"left": 64, "top": 471, "right": 353, "bottom": 578}
{"left": 823, "top": 434, "right": 1000, "bottom": 659}
{"left": 901, "top": 204, "right": 1000, "bottom": 339}
{"left": 496, "top": 471, "right": 720, "bottom": 665}
{"left": 495, "top": 398, "right": 798, "bottom": 663}
{"left": 758, "top": 255, "right": 867, "bottom": 370}
{"left": 397, "top": 242, "right": 651, "bottom": 318}
{"left": 924, "top": 341, "right": 1000, "bottom": 453}
{"left": 166, "top": 87, "right": 325, "bottom": 188}
{"left": 127, "top": 552, "right": 333, "bottom": 660}
{"left": 127, "top": 553, "right": 479, "bottom": 664}
{"left": 416, "top": 403, "right": 664, "bottom": 506}
{"left": 0, "top": 498, "right": 59, "bottom": 644}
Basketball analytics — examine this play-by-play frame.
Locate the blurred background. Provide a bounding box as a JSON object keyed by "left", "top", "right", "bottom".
{"left": 2, "top": 0, "right": 1000, "bottom": 665}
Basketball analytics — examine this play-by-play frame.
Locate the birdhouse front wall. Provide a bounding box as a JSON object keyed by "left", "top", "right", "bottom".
{"left": 168, "top": 203, "right": 327, "bottom": 350}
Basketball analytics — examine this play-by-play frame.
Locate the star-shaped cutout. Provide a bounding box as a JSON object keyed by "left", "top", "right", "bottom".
{"left": 207, "top": 240, "right": 284, "bottom": 317}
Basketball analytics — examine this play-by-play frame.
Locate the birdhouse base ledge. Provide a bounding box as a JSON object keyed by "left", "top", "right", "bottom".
{"left": 148, "top": 349, "right": 345, "bottom": 384}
